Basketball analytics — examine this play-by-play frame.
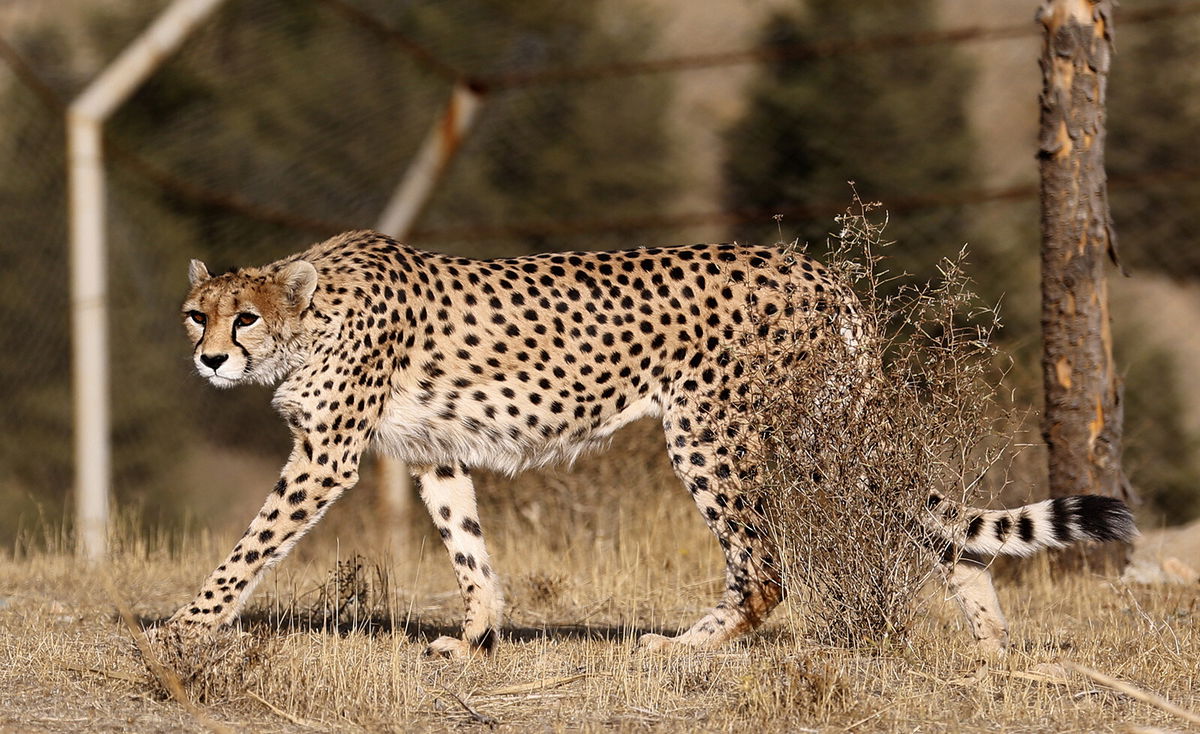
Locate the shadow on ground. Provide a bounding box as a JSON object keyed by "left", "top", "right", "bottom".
{"left": 133, "top": 611, "right": 681, "bottom": 646}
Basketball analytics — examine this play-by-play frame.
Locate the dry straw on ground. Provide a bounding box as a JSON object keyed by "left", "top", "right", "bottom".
{"left": 2, "top": 497, "right": 1197, "bottom": 732}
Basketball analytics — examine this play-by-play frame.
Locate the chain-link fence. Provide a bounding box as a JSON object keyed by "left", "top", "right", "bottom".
{"left": 2, "top": 0, "right": 1199, "bottom": 545}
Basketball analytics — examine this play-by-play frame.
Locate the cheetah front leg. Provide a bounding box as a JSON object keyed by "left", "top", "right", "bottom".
{"left": 163, "top": 398, "right": 371, "bottom": 636}
{"left": 415, "top": 464, "right": 503, "bottom": 658}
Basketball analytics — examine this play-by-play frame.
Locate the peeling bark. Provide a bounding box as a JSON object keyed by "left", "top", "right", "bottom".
{"left": 1037, "top": 0, "right": 1136, "bottom": 549}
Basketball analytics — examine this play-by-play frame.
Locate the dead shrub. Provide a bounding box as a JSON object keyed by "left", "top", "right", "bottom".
{"left": 139, "top": 624, "right": 274, "bottom": 704}
{"left": 139, "top": 555, "right": 390, "bottom": 704}
{"left": 515, "top": 571, "right": 570, "bottom": 608}
{"left": 732, "top": 198, "right": 1014, "bottom": 646}
{"left": 737, "top": 652, "right": 852, "bottom": 722}
{"left": 269, "top": 553, "right": 393, "bottom": 632}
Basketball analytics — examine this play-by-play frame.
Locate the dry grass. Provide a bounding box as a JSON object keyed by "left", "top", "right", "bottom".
{"left": 1, "top": 454, "right": 1197, "bottom": 733}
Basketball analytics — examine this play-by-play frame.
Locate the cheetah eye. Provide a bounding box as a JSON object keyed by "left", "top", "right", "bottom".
{"left": 235, "top": 312, "right": 259, "bottom": 327}
{"left": 187, "top": 310, "right": 206, "bottom": 326}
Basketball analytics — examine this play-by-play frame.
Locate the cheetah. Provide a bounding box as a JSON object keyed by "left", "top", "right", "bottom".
{"left": 168, "top": 230, "right": 1136, "bottom": 657}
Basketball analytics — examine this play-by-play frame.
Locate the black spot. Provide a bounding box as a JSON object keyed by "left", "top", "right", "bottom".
{"left": 1050, "top": 497, "right": 1075, "bottom": 542}
{"left": 1017, "top": 512, "right": 1035, "bottom": 543}
{"left": 965, "top": 514, "right": 984, "bottom": 539}
{"left": 994, "top": 516, "right": 1011, "bottom": 542}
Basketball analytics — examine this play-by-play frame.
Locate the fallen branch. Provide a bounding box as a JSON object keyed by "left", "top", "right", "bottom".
{"left": 1064, "top": 662, "right": 1200, "bottom": 727}
{"left": 434, "top": 686, "right": 498, "bottom": 727}
{"left": 62, "top": 663, "right": 145, "bottom": 684}
{"left": 479, "top": 673, "right": 588, "bottom": 697}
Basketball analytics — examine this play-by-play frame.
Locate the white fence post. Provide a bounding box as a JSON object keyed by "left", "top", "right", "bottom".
{"left": 374, "top": 82, "right": 484, "bottom": 537}
{"left": 67, "top": 0, "right": 229, "bottom": 561}
{"left": 67, "top": 116, "right": 109, "bottom": 562}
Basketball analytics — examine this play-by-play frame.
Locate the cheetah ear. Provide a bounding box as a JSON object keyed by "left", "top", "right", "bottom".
{"left": 188, "top": 259, "right": 210, "bottom": 286}
{"left": 277, "top": 260, "right": 318, "bottom": 310}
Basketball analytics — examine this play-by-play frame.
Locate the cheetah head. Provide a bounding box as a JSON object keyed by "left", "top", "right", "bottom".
{"left": 182, "top": 258, "right": 318, "bottom": 388}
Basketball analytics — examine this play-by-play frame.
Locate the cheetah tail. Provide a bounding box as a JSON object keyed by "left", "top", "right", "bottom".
{"left": 924, "top": 492, "right": 1138, "bottom": 557}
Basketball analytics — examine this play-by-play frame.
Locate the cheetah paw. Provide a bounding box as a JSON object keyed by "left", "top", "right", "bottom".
{"left": 633, "top": 633, "right": 680, "bottom": 654}
{"left": 423, "top": 635, "right": 473, "bottom": 659}
{"left": 143, "top": 618, "right": 215, "bottom": 648}
{"left": 973, "top": 635, "right": 1008, "bottom": 661}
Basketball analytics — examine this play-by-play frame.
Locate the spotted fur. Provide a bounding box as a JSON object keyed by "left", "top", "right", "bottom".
{"left": 926, "top": 492, "right": 1136, "bottom": 558}
{"left": 167, "top": 230, "right": 1135, "bottom": 656}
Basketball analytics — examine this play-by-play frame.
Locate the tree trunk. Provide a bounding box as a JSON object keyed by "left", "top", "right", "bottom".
{"left": 1037, "top": 0, "right": 1136, "bottom": 568}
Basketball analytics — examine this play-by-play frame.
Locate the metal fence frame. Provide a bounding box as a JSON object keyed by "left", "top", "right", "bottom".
{"left": 68, "top": 0, "right": 230, "bottom": 561}
{"left": 67, "top": 0, "right": 481, "bottom": 560}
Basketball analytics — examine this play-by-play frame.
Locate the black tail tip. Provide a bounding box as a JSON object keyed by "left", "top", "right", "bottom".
{"left": 1074, "top": 495, "right": 1138, "bottom": 543}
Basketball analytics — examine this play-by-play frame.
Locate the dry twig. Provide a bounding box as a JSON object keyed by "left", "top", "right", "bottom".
{"left": 433, "top": 686, "right": 499, "bottom": 727}
{"left": 62, "top": 663, "right": 145, "bottom": 684}
{"left": 101, "top": 573, "right": 235, "bottom": 734}
{"left": 1065, "top": 662, "right": 1200, "bottom": 727}
{"left": 480, "top": 673, "right": 589, "bottom": 696}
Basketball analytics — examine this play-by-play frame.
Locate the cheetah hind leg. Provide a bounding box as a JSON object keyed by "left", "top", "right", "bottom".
{"left": 940, "top": 556, "right": 1008, "bottom": 658}
{"left": 635, "top": 538, "right": 783, "bottom": 653}
{"left": 415, "top": 464, "right": 504, "bottom": 659}
{"left": 636, "top": 430, "right": 784, "bottom": 652}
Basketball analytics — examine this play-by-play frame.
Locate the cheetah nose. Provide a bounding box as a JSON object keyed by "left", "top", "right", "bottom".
{"left": 200, "top": 353, "right": 229, "bottom": 370}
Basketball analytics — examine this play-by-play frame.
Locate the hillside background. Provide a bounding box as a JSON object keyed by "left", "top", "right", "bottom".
{"left": 2, "top": 0, "right": 1199, "bottom": 544}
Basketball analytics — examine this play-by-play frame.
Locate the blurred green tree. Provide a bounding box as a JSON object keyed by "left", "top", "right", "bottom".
{"left": 1108, "top": 14, "right": 1200, "bottom": 279}
{"left": 1105, "top": 15, "right": 1200, "bottom": 522}
{"left": 1119, "top": 338, "right": 1200, "bottom": 523}
{"left": 723, "top": 1, "right": 981, "bottom": 284}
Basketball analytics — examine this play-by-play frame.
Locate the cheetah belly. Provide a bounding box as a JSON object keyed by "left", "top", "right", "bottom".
{"left": 373, "top": 392, "right": 663, "bottom": 475}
